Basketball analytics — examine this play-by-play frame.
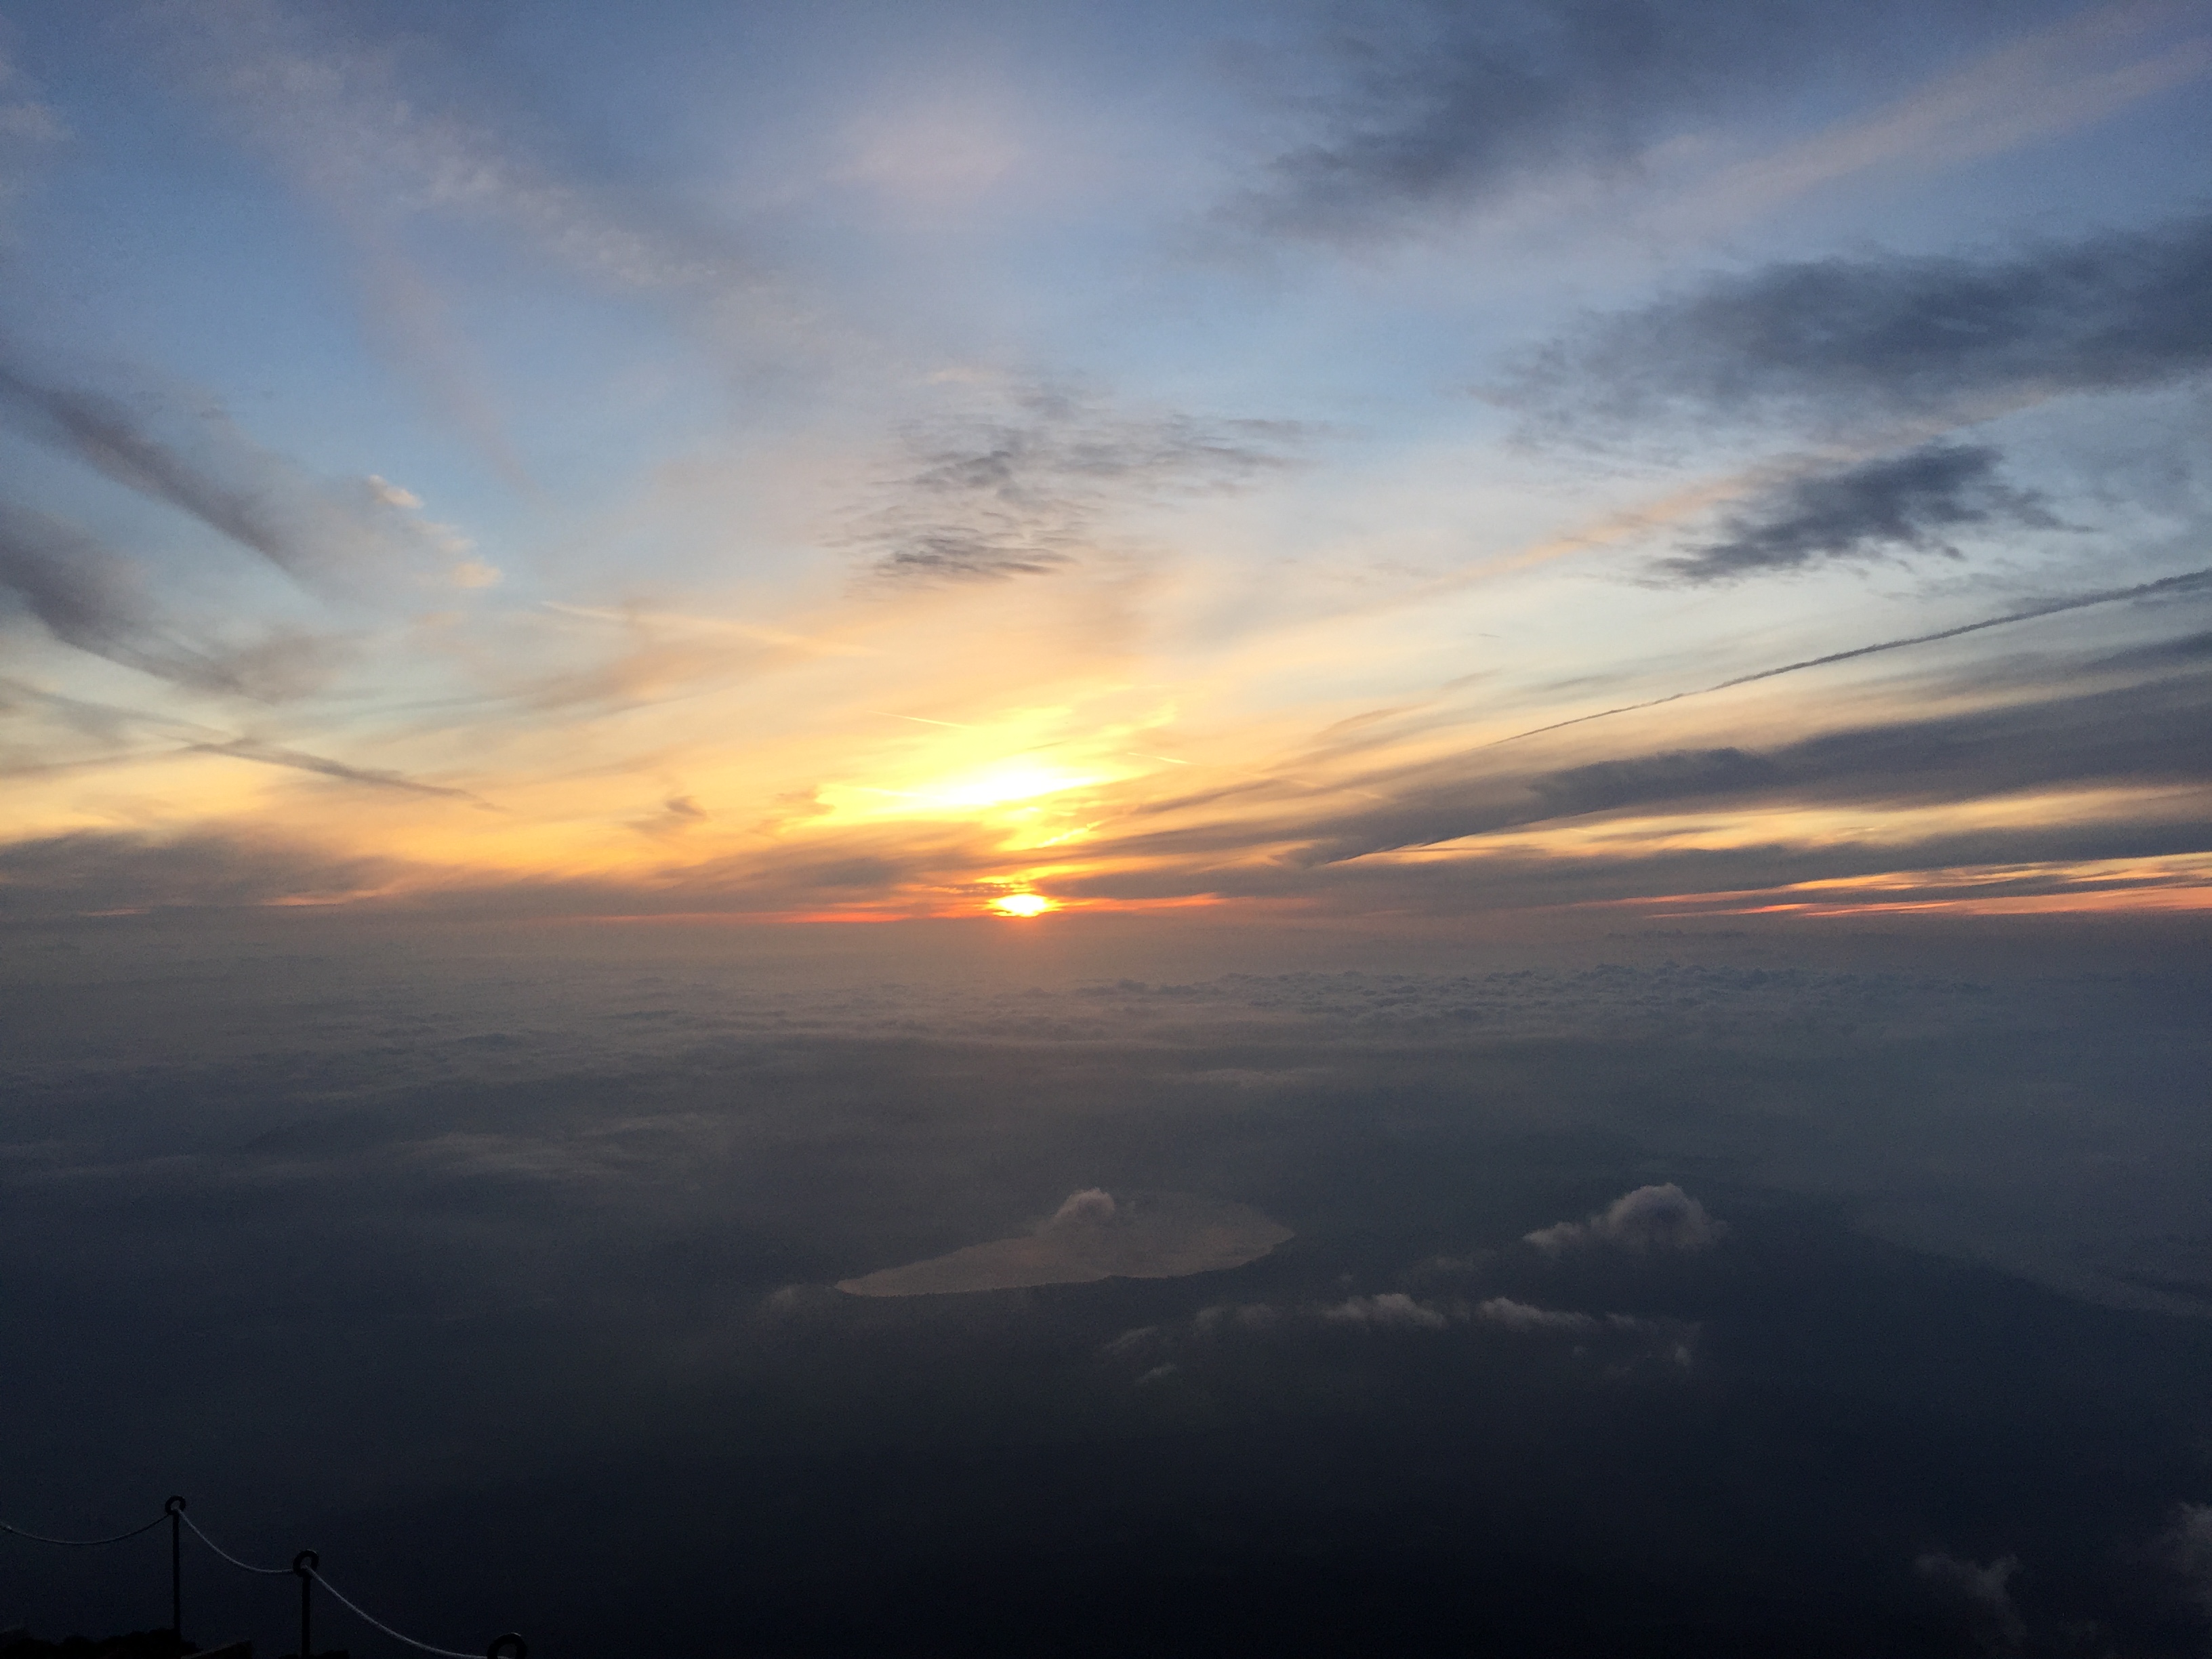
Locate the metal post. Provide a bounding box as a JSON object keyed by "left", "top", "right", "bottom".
{"left": 165, "top": 1497, "right": 188, "bottom": 1648}
{"left": 292, "top": 1551, "right": 319, "bottom": 1659}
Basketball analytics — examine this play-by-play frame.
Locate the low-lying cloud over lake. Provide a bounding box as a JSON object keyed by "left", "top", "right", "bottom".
{"left": 838, "top": 1189, "right": 1294, "bottom": 1296}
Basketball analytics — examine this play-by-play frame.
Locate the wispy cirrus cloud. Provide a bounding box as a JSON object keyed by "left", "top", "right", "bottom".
{"left": 141, "top": 0, "right": 736, "bottom": 293}
{"left": 132, "top": 0, "right": 761, "bottom": 476}
{"left": 846, "top": 388, "right": 1302, "bottom": 583}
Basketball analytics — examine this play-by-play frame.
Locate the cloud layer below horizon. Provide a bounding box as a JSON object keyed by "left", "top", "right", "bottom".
{"left": 836, "top": 1189, "right": 1294, "bottom": 1296}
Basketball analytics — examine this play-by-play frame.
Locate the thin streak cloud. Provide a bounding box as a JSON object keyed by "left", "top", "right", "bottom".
{"left": 1490, "top": 567, "right": 2212, "bottom": 747}
{"left": 185, "top": 738, "right": 487, "bottom": 802}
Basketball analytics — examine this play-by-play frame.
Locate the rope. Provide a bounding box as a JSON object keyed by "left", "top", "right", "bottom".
{"left": 12, "top": 1499, "right": 519, "bottom": 1658}
{"left": 306, "top": 1567, "right": 480, "bottom": 1659}
{"left": 0, "top": 1512, "right": 166, "bottom": 1547}
{"left": 178, "top": 1509, "right": 293, "bottom": 1576}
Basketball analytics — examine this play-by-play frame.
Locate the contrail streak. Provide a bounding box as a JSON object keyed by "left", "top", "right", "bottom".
{"left": 1487, "top": 566, "right": 2212, "bottom": 747}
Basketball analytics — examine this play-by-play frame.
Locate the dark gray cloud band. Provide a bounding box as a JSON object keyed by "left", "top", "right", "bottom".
{"left": 1068, "top": 628, "right": 2212, "bottom": 915}
{"left": 1658, "top": 445, "right": 2055, "bottom": 583}
{"left": 1513, "top": 210, "right": 2212, "bottom": 432}
{"left": 1316, "top": 662, "right": 2212, "bottom": 867}
{"left": 0, "top": 364, "right": 310, "bottom": 577}
{"left": 0, "top": 827, "right": 396, "bottom": 916}
{"left": 1235, "top": 0, "right": 2075, "bottom": 240}
{"left": 0, "top": 501, "right": 337, "bottom": 699}
{"left": 0, "top": 347, "right": 472, "bottom": 594}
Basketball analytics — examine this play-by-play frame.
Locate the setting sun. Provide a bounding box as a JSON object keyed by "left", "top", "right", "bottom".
{"left": 991, "top": 893, "right": 1055, "bottom": 918}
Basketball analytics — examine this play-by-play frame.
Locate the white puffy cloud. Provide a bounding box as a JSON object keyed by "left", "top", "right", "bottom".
{"left": 1475, "top": 1296, "right": 1599, "bottom": 1334}
{"left": 1475, "top": 1297, "right": 1700, "bottom": 1372}
{"left": 1049, "top": 1187, "right": 1116, "bottom": 1227}
{"left": 1524, "top": 1183, "right": 1727, "bottom": 1255}
{"left": 1322, "top": 1292, "right": 1452, "bottom": 1330}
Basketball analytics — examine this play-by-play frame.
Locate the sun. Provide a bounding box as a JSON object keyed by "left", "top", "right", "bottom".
{"left": 990, "top": 893, "right": 1055, "bottom": 918}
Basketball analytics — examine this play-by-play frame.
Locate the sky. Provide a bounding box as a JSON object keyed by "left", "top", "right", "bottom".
{"left": 4, "top": 4, "right": 2212, "bottom": 1657}
{"left": 3, "top": 0, "right": 2211, "bottom": 928}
